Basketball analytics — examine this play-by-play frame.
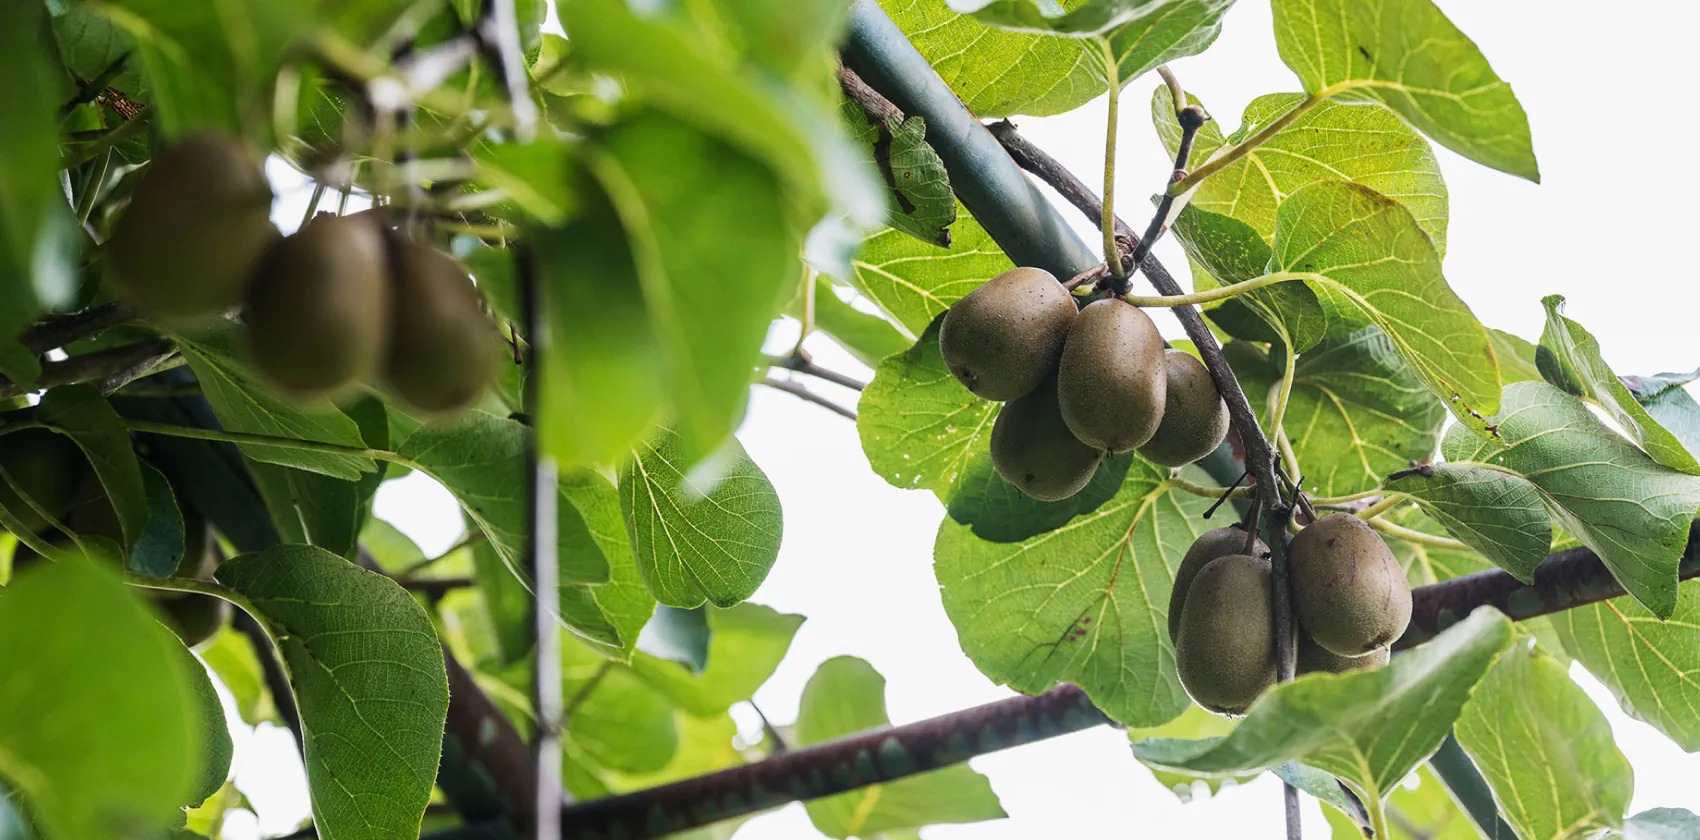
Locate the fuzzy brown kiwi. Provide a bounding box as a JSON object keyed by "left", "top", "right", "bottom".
{"left": 1138, "top": 350, "right": 1230, "bottom": 467}
{"left": 989, "top": 376, "right": 1103, "bottom": 501}
{"left": 1297, "top": 632, "right": 1389, "bottom": 675}
{"left": 1174, "top": 553, "right": 1276, "bottom": 715}
{"left": 1168, "top": 525, "right": 1268, "bottom": 644}
{"left": 1289, "top": 513, "right": 1413, "bottom": 657}
{"left": 1055, "top": 299, "right": 1166, "bottom": 452}
{"left": 938, "top": 267, "right": 1077, "bottom": 401}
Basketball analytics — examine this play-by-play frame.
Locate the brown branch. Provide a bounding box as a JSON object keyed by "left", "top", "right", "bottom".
{"left": 0, "top": 338, "right": 177, "bottom": 399}
{"left": 18, "top": 302, "right": 138, "bottom": 354}
{"left": 758, "top": 377, "right": 858, "bottom": 420}
{"left": 443, "top": 643, "right": 537, "bottom": 832}
{"left": 397, "top": 575, "right": 475, "bottom": 596}
{"left": 838, "top": 62, "right": 904, "bottom": 126}
{"left": 765, "top": 352, "right": 868, "bottom": 391}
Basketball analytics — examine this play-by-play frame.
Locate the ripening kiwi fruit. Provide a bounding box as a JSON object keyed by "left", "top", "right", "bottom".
{"left": 939, "top": 267, "right": 1077, "bottom": 401}
{"left": 1289, "top": 514, "right": 1412, "bottom": 657}
{"left": 1139, "top": 350, "right": 1230, "bottom": 467}
{"left": 1174, "top": 553, "right": 1276, "bottom": 715}
{"left": 1297, "top": 632, "right": 1389, "bottom": 675}
{"left": 1056, "top": 299, "right": 1166, "bottom": 452}
{"left": 108, "top": 132, "right": 277, "bottom": 318}
{"left": 990, "top": 376, "right": 1103, "bottom": 501}
{"left": 1169, "top": 525, "right": 1267, "bottom": 643}
{"left": 383, "top": 239, "right": 497, "bottom": 413}
{"left": 0, "top": 428, "right": 87, "bottom": 535}
{"left": 245, "top": 213, "right": 390, "bottom": 396}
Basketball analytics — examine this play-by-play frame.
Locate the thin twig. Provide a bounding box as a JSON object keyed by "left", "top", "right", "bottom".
{"left": 564, "top": 662, "right": 612, "bottom": 718}
{"left": 758, "top": 377, "right": 858, "bottom": 420}
{"left": 1117, "top": 105, "right": 1206, "bottom": 294}
{"left": 396, "top": 531, "right": 487, "bottom": 580}
{"left": 60, "top": 51, "right": 133, "bottom": 119}
{"left": 397, "top": 576, "right": 475, "bottom": 596}
{"left": 19, "top": 302, "right": 138, "bottom": 354}
{"left": 0, "top": 338, "right": 178, "bottom": 399}
{"left": 750, "top": 702, "right": 789, "bottom": 755}
{"left": 764, "top": 352, "right": 868, "bottom": 391}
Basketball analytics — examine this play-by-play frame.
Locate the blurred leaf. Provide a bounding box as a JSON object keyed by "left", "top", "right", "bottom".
{"left": 1492, "top": 329, "right": 1543, "bottom": 384}
{"left": 947, "top": 450, "right": 1138, "bottom": 543}
{"left": 936, "top": 458, "right": 1210, "bottom": 725}
{"left": 1455, "top": 641, "right": 1632, "bottom": 839}
{"left": 476, "top": 137, "right": 581, "bottom": 227}
{"left": 38, "top": 384, "right": 150, "bottom": 558}
{"left": 1126, "top": 705, "right": 1259, "bottom": 800}
{"left": 1622, "top": 808, "right": 1700, "bottom": 839}
{"left": 1271, "top": 0, "right": 1538, "bottom": 180}
{"left": 1321, "top": 765, "right": 1481, "bottom": 840}
{"left": 637, "top": 606, "right": 711, "bottom": 673}
{"left": 563, "top": 646, "right": 679, "bottom": 774}
{"left": 132, "top": 462, "right": 187, "bottom": 577}
{"left": 217, "top": 545, "right": 449, "bottom": 840}
{"left": 847, "top": 205, "right": 1012, "bottom": 336}
{"left": 858, "top": 317, "right": 996, "bottom": 499}
{"left": 1135, "top": 609, "right": 1514, "bottom": 829}
{"left": 560, "top": 469, "right": 658, "bottom": 660}
{"left": 198, "top": 628, "right": 275, "bottom": 725}
{"left": 630, "top": 603, "right": 804, "bottom": 716}
{"left": 170, "top": 639, "right": 232, "bottom": 808}
{"left": 799, "top": 657, "right": 1006, "bottom": 837}
{"left": 839, "top": 101, "right": 956, "bottom": 247}
{"left": 609, "top": 712, "right": 747, "bottom": 793}
{"left": 1623, "top": 368, "right": 1700, "bottom": 459}
{"left": 470, "top": 538, "right": 541, "bottom": 664}
{"left": 1445, "top": 382, "right": 1700, "bottom": 618}
{"left": 1539, "top": 296, "right": 1700, "bottom": 474}
{"left": 1550, "top": 581, "right": 1700, "bottom": 751}
{"left": 1382, "top": 506, "right": 1497, "bottom": 588}
{"left": 804, "top": 277, "right": 911, "bottom": 366}
{"left": 358, "top": 517, "right": 428, "bottom": 576}
{"left": 1386, "top": 464, "right": 1551, "bottom": 582}
{"left": 0, "top": 559, "right": 199, "bottom": 839}
{"left": 618, "top": 426, "right": 782, "bottom": 608}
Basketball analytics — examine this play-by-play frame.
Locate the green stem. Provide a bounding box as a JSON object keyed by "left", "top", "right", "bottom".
{"left": 1096, "top": 36, "right": 1123, "bottom": 278}
{"left": 1123, "top": 272, "right": 1312, "bottom": 308}
{"left": 60, "top": 108, "right": 152, "bottom": 168}
{"left": 75, "top": 150, "right": 113, "bottom": 226}
{"left": 397, "top": 530, "right": 487, "bottom": 580}
{"left": 1368, "top": 517, "right": 1469, "bottom": 550}
{"left": 1353, "top": 494, "right": 1409, "bottom": 521}
{"left": 122, "top": 418, "right": 425, "bottom": 472}
{"left": 1166, "top": 81, "right": 1366, "bottom": 197}
{"left": 1267, "top": 339, "right": 1297, "bottom": 441}
{"left": 1167, "top": 475, "right": 1256, "bottom": 502}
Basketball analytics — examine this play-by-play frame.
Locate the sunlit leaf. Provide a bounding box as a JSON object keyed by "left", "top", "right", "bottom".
{"left": 846, "top": 205, "right": 1013, "bottom": 337}
{"left": 629, "top": 603, "right": 804, "bottom": 716}
{"left": 858, "top": 317, "right": 996, "bottom": 499}
{"left": 1550, "top": 580, "right": 1700, "bottom": 751}
{"left": 1386, "top": 464, "right": 1551, "bottom": 582}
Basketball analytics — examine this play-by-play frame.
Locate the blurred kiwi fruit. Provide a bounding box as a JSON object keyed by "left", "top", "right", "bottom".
{"left": 0, "top": 428, "right": 87, "bottom": 535}
{"left": 383, "top": 239, "right": 497, "bottom": 413}
{"left": 245, "top": 213, "right": 390, "bottom": 396}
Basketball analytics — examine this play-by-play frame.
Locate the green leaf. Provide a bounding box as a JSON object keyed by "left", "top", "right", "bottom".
{"left": 1230, "top": 327, "right": 1445, "bottom": 497}
{"left": 397, "top": 413, "right": 611, "bottom": 586}
{"left": 1538, "top": 296, "right": 1700, "bottom": 474}
{"left": 1454, "top": 641, "right": 1632, "bottom": 840}
{"left": 132, "top": 461, "right": 187, "bottom": 578}
{"left": 560, "top": 469, "right": 658, "bottom": 660}
{"left": 1383, "top": 506, "right": 1497, "bottom": 587}
{"left": 246, "top": 460, "right": 360, "bottom": 558}
{"left": 947, "top": 450, "right": 1138, "bottom": 543}
{"left": 798, "top": 657, "right": 1006, "bottom": 837}
{"left": 638, "top": 606, "right": 711, "bottom": 672}
{"left": 1155, "top": 87, "right": 1449, "bottom": 254}
{"left": 1549, "top": 581, "right": 1700, "bottom": 751}
{"left": 1492, "top": 329, "right": 1543, "bottom": 384}
{"left": 936, "top": 459, "right": 1210, "bottom": 725}
{"left": 358, "top": 518, "right": 428, "bottom": 576}
{"left": 175, "top": 328, "right": 375, "bottom": 480}
{"left": 198, "top": 628, "right": 275, "bottom": 725}
{"left": 1271, "top": 180, "right": 1501, "bottom": 424}
{"left": 1622, "top": 808, "right": 1700, "bottom": 839}
{"left": 592, "top": 111, "right": 797, "bottom": 456}
{"left": 0, "top": 559, "right": 200, "bottom": 839}
{"left": 1270, "top": 0, "right": 1539, "bottom": 181}
{"left": 38, "top": 385, "right": 150, "bottom": 558}
{"left": 1443, "top": 381, "right": 1700, "bottom": 618}
{"left": 804, "top": 277, "right": 911, "bottom": 367}
{"left": 847, "top": 206, "right": 1014, "bottom": 336}
{"left": 216, "top": 545, "right": 449, "bottom": 840}
{"left": 839, "top": 101, "right": 956, "bottom": 247}
{"left": 1623, "top": 369, "right": 1700, "bottom": 459}
{"left": 1321, "top": 765, "right": 1482, "bottom": 840}
{"left": 1134, "top": 608, "right": 1514, "bottom": 824}
{"left": 170, "top": 639, "right": 232, "bottom": 809}
{"left": 858, "top": 317, "right": 997, "bottom": 498}
{"left": 1126, "top": 706, "right": 1259, "bottom": 800}
{"left": 1385, "top": 464, "right": 1551, "bottom": 582}
{"left": 618, "top": 426, "right": 783, "bottom": 608}
{"left": 629, "top": 602, "right": 805, "bottom": 716}
{"left": 563, "top": 647, "right": 679, "bottom": 775}
{"left": 470, "top": 538, "right": 539, "bottom": 665}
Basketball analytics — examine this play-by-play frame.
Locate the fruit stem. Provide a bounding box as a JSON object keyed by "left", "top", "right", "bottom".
{"left": 1122, "top": 272, "right": 1310, "bottom": 308}
{"left": 121, "top": 419, "right": 426, "bottom": 473}
{"left": 1096, "top": 36, "right": 1124, "bottom": 281}
{"left": 1267, "top": 340, "right": 1298, "bottom": 452}
{"left": 1366, "top": 516, "right": 1470, "bottom": 550}
{"left": 1352, "top": 494, "right": 1408, "bottom": 521}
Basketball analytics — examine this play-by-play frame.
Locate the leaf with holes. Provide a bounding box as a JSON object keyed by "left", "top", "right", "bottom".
{"left": 840, "top": 101, "right": 956, "bottom": 248}
{"left": 1271, "top": 0, "right": 1538, "bottom": 180}
{"left": 1444, "top": 382, "right": 1700, "bottom": 618}
{"left": 618, "top": 426, "right": 783, "bottom": 608}
{"left": 936, "top": 458, "right": 1213, "bottom": 725}
{"left": 846, "top": 205, "right": 1013, "bottom": 336}
{"left": 1454, "top": 641, "right": 1633, "bottom": 840}
{"left": 216, "top": 545, "right": 449, "bottom": 840}
{"left": 1386, "top": 463, "right": 1551, "bottom": 582}
{"left": 1549, "top": 580, "right": 1700, "bottom": 751}
{"left": 858, "top": 317, "right": 998, "bottom": 498}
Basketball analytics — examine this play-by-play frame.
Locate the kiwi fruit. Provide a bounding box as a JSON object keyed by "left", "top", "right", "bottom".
{"left": 158, "top": 592, "right": 230, "bottom": 649}
{"left": 1056, "top": 299, "right": 1166, "bottom": 452}
{"left": 1297, "top": 632, "right": 1389, "bottom": 675}
{"left": 990, "top": 376, "right": 1103, "bottom": 501}
{"left": 384, "top": 239, "right": 497, "bottom": 413}
{"left": 1289, "top": 514, "right": 1413, "bottom": 656}
{"left": 107, "top": 132, "right": 277, "bottom": 318}
{"left": 1174, "top": 553, "right": 1276, "bottom": 714}
{"left": 1168, "top": 525, "right": 1267, "bottom": 643}
{"left": 0, "top": 428, "right": 88, "bottom": 534}
{"left": 938, "top": 267, "right": 1077, "bottom": 401}
{"left": 1139, "top": 350, "right": 1230, "bottom": 467}
{"left": 245, "top": 213, "right": 390, "bottom": 396}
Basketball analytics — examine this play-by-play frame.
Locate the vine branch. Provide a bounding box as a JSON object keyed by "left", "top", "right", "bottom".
{"left": 0, "top": 338, "right": 179, "bottom": 400}
{"left": 764, "top": 352, "right": 868, "bottom": 391}
{"left": 758, "top": 376, "right": 858, "bottom": 420}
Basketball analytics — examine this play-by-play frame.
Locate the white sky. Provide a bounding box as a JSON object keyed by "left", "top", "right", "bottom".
{"left": 217, "top": 2, "right": 1700, "bottom": 838}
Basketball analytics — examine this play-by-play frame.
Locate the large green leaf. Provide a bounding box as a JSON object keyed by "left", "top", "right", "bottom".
{"left": 246, "top": 460, "right": 360, "bottom": 558}
{"left": 1270, "top": 0, "right": 1538, "bottom": 181}
{"left": 858, "top": 317, "right": 997, "bottom": 498}
{"left": 560, "top": 470, "right": 658, "bottom": 660}
{"left": 936, "top": 459, "right": 1211, "bottom": 725}
{"left": 839, "top": 101, "right": 956, "bottom": 248}
{"left": 37, "top": 385, "right": 150, "bottom": 558}
{"left": 561, "top": 640, "right": 679, "bottom": 775}
{"left": 618, "top": 426, "right": 783, "bottom": 608}
{"left": 1538, "top": 296, "right": 1700, "bottom": 474}
{"left": 171, "top": 639, "right": 233, "bottom": 809}
{"left": 132, "top": 462, "right": 188, "bottom": 577}
{"left": 1320, "top": 765, "right": 1481, "bottom": 840}
{"left": 1493, "top": 328, "right": 1544, "bottom": 384}
{"left": 216, "top": 545, "right": 449, "bottom": 840}
{"left": 1125, "top": 706, "right": 1258, "bottom": 800}
{"left": 1230, "top": 327, "right": 1445, "bottom": 497}
{"left": 0, "top": 559, "right": 200, "bottom": 839}
{"left": 798, "top": 656, "right": 1006, "bottom": 837}
{"left": 1155, "top": 87, "right": 1448, "bottom": 253}
{"left": 1550, "top": 581, "right": 1700, "bottom": 752}
{"left": 1386, "top": 463, "right": 1551, "bottom": 582}
{"left": 1444, "top": 382, "right": 1700, "bottom": 618}
{"left": 629, "top": 603, "right": 805, "bottom": 716}
{"left": 1271, "top": 180, "right": 1500, "bottom": 424}
{"left": 397, "top": 413, "right": 611, "bottom": 586}
{"left": 1623, "top": 369, "right": 1700, "bottom": 460}
{"left": 847, "top": 206, "right": 1013, "bottom": 337}
{"left": 1454, "top": 641, "right": 1632, "bottom": 840}
{"left": 1134, "top": 608, "right": 1514, "bottom": 829}
{"left": 174, "top": 328, "right": 375, "bottom": 480}
{"left": 947, "top": 450, "right": 1137, "bottom": 543}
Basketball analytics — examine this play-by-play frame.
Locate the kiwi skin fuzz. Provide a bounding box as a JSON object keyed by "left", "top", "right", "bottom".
{"left": 990, "top": 376, "right": 1103, "bottom": 502}
{"left": 107, "top": 132, "right": 277, "bottom": 318}
{"left": 1297, "top": 632, "right": 1389, "bottom": 675}
{"left": 1056, "top": 298, "right": 1167, "bottom": 452}
{"left": 1174, "top": 553, "right": 1277, "bottom": 715}
{"left": 939, "top": 267, "right": 1077, "bottom": 402}
{"left": 245, "top": 213, "right": 391, "bottom": 396}
{"left": 383, "top": 239, "right": 498, "bottom": 414}
{"left": 1139, "top": 350, "right": 1230, "bottom": 467}
{"left": 1289, "top": 513, "right": 1413, "bottom": 657}
{"left": 1168, "top": 525, "right": 1268, "bottom": 644}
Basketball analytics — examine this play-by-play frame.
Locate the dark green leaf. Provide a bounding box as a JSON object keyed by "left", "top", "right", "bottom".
{"left": 38, "top": 385, "right": 149, "bottom": 557}
{"left": 217, "top": 545, "right": 449, "bottom": 840}
{"left": 1386, "top": 464, "right": 1551, "bottom": 582}
{"left": 637, "top": 606, "right": 711, "bottom": 673}
{"left": 560, "top": 469, "right": 657, "bottom": 660}
{"left": 247, "top": 460, "right": 360, "bottom": 558}
{"left": 629, "top": 602, "right": 805, "bottom": 716}
{"left": 847, "top": 206, "right": 1013, "bottom": 336}
{"left": 170, "top": 639, "right": 232, "bottom": 809}
{"left": 858, "top": 317, "right": 997, "bottom": 499}
{"left": 471, "top": 538, "right": 538, "bottom": 665}
{"left": 947, "top": 450, "right": 1137, "bottom": 542}
{"left": 1549, "top": 581, "right": 1700, "bottom": 751}
{"left": 132, "top": 461, "right": 186, "bottom": 578}
{"left": 798, "top": 656, "right": 1006, "bottom": 837}
{"left": 840, "top": 101, "right": 956, "bottom": 247}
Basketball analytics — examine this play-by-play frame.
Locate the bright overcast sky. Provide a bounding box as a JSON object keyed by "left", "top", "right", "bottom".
{"left": 219, "top": 2, "right": 1700, "bottom": 838}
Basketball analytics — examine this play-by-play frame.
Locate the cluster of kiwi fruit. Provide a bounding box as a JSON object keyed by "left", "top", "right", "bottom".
{"left": 107, "top": 132, "right": 496, "bottom": 413}
{"left": 939, "top": 266, "right": 1231, "bottom": 501}
{"left": 1168, "top": 514, "right": 1412, "bottom": 715}
{"left": 2, "top": 428, "right": 228, "bottom": 649}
